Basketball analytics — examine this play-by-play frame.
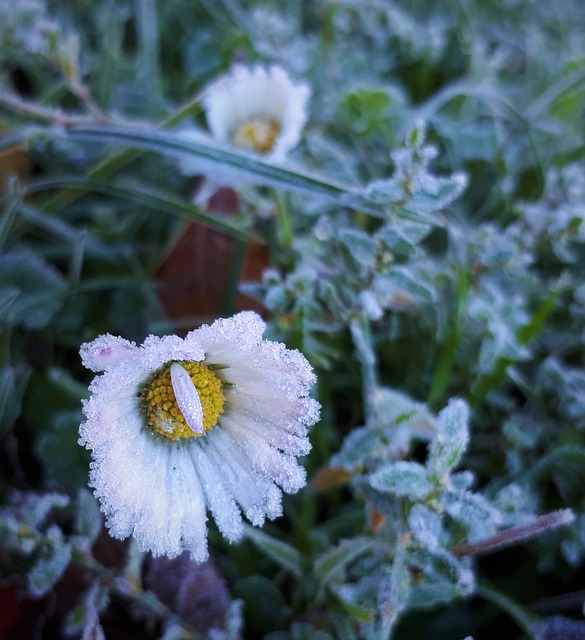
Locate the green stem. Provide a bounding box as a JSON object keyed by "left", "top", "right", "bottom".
{"left": 274, "top": 190, "right": 294, "bottom": 247}
{"left": 428, "top": 266, "right": 469, "bottom": 405}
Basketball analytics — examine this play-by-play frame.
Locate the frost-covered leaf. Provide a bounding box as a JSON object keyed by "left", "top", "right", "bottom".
{"left": 329, "top": 582, "right": 374, "bottom": 623}
{"left": 314, "top": 538, "right": 382, "bottom": 587}
{"left": 363, "top": 178, "right": 404, "bottom": 205}
{"left": 21, "top": 492, "right": 70, "bottom": 529}
{"left": 370, "top": 461, "right": 433, "bottom": 500}
{"left": 376, "top": 220, "right": 432, "bottom": 256}
{"left": 387, "top": 540, "right": 410, "bottom": 619}
{"left": 373, "top": 267, "right": 434, "bottom": 305}
{"left": 408, "top": 173, "right": 467, "bottom": 214}
{"left": 408, "top": 504, "right": 443, "bottom": 551}
{"left": 369, "top": 387, "right": 434, "bottom": 440}
{"left": 358, "top": 289, "right": 383, "bottom": 321}
{"left": 64, "top": 582, "right": 109, "bottom": 638}
{"left": 428, "top": 399, "right": 470, "bottom": 476}
{"left": 73, "top": 489, "right": 102, "bottom": 551}
{"left": 243, "top": 525, "right": 302, "bottom": 577}
{"left": 407, "top": 581, "right": 466, "bottom": 610}
{"left": 330, "top": 425, "right": 388, "bottom": 473}
{"left": 27, "top": 525, "right": 72, "bottom": 598}
{"left": 441, "top": 491, "right": 502, "bottom": 542}
{"left": 338, "top": 227, "right": 377, "bottom": 271}
{"left": 408, "top": 547, "right": 475, "bottom": 607}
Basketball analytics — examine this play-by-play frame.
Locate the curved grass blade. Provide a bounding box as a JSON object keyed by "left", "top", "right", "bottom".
{"left": 25, "top": 178, "right": 256, "bottom": 241}
{"left": 63, "top": 125, "right": 375, "bottom": 211}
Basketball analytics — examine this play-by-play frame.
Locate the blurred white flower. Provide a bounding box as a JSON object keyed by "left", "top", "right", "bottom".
{"left": 79, "top": 311, "right": 319, "bottom": 560}
{"left": 202, "top": 64, "right": 311, "bottom": 162}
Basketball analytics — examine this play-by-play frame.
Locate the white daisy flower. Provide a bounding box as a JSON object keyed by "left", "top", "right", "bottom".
{"left": 202, "top": 64, "right": 311, "bottom": 162}
{"left": 79, "top": 311, "right": 319, "bottom": 560}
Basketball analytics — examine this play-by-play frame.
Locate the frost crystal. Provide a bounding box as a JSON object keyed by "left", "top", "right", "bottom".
{"left": 79, "top": 312, "right": 320, "bottom": 560}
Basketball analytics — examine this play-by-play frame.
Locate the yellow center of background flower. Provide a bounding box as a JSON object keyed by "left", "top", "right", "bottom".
{"left": 232, "top": 118, "right": 280, "bottom": 154}
{"left": 142, "top": 361, "right": 225, "bottom": 440}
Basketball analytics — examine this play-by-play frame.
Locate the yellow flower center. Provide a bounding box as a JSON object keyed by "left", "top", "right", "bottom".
{"left": 141, "top": 361, "right": 225, "bottom": 440}
{"left": 232, "top": 118, "right": 281, "bottom": 154}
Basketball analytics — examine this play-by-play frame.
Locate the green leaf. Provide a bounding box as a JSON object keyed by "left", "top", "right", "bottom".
{"left": 376, "top": 220, "right": 432, "bottom": 256}
{"left": 475, "top": 581, "right": 541, "bottom": 640}
{"left": 27, "top": 526, "right": 72, "bottom": 598}
{"left": 58, "top": 125, "right": 377, "bottom": 211}
{"left": 337, "top": 88, "right": 392, "bottom": 136}
{"left": 0, "top": 251, "right": 67, "bottom": 329}
{"left": 373, "top": 267, "right": 434, "bottom": 305}
{"left": 428, "top": 399, "right": 470, "bottom": 476}
{"left": 73, "top": 489, "right": 102, "bottom": 550}
{"left": 440, "top": 491, "right": 502, "bottom": 541}
{"left": 428, "top": 267, "right": 469, "bottom": 405}
{"left": 329, "top": 583, "right": 372, "bottom": 623}
{"left": 233, "top": 575, "right": 290, "bottom": 636}
{"left": 243, "top": 525, "right": 303, "bottom": 577}
{"left": 338, "top": 228, "right": 377, "bottom": 271}
{"left": 330, "top": 425, "right": 387, "bottom": 473}
{"left": 408, "top": 173, "right": 467, "bottom": 214}
{"left": 528, "top": 444, "right": 585, "bottom": 501}
{"left": 35, "top": 411, "right": 91, "bottom": 489}
{"left": 21, "top": 493, "right": 70, "bottom": 529}
{"left": 314, "top": 538, "right": 381, "bottom": 587}
{"left": 0, "top": 365, "right": 31, "bottom": 439}
{"left": 370, "top": 461, "right": 433, "bottom": 500}
{"left": 26, "top": 177, "right": 256, "bottom": 241}
{"left": 408, "top": 582, "right": 464, "bottom": 610}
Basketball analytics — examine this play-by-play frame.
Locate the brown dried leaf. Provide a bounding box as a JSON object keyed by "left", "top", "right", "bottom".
{"left": 155, "top": 187, "right": 267, "bottom": 325}
{"left": 312, "top": 465, "right": 352, "bottom": 492}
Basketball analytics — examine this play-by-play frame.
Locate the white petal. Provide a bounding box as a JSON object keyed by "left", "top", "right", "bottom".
{"left": 223, "top": 414, "right": 307, "bottom": 493}
{"left": 202, "top": 64, "right": 310, "bottom": 162}
{"left": 190, "top": 443, "right": 243, "bottom": 543}
{"left": 170, "top": 363, "right": 204, "bottom": 434}
{"left": 80, "top": 334, "right": 137, "bottom": 372}
{"left": 203, "top": 429, "right": 282, "bottom": 526}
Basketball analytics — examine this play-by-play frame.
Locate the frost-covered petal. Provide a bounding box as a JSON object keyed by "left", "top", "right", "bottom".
{"left": 223, "top": 413, "right": 307, "bottom": 492}
{"left": 189, "top": 444, "right": 243, "bottom": 542}
{"left": 80, "top": 334, "right": 137, "bottom": 372}
{"left": 202, "top": 428, "right": 283, "bottom": 526}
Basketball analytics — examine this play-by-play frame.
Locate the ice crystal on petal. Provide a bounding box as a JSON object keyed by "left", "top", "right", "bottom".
{"left": 79, "top": 312, "right": 319, "bottom": 559}
{"left": 80, "top": 334, "right": 137, "bottom": 372}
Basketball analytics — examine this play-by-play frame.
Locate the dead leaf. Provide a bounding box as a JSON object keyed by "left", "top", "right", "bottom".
{"left": 312, "top": 465, "right": 352, "bottom": 492}
{"left": 155, "top": 187, "right": 268, "bottom": 325}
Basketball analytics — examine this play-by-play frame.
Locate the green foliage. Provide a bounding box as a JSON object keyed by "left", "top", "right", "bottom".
{"left": 1, "top": 0, "right": 585, "bottom": 637}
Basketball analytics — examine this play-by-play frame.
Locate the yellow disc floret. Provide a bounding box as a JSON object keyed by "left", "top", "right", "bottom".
{"left": 232, "top": 118, "right": 281, "bottom": 154}
{"left": 141, "top": 361, "right": 225, "bottom": 440}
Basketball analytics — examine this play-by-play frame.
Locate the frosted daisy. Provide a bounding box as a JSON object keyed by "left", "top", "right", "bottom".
{"left": 79, "top": 311, "right": 319, "bottom": 560}
{"left": 202, "top": 64, "right": 311, "bottom": 162}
